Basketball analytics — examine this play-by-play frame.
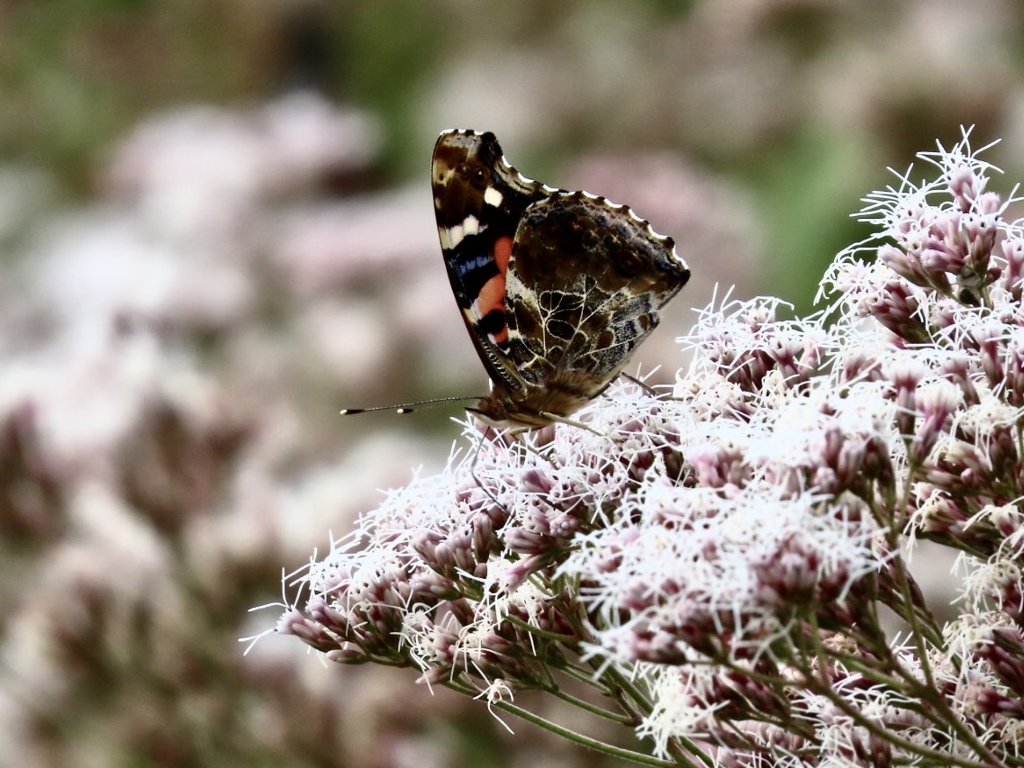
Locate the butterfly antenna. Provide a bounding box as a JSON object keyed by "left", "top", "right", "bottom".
{"left": 341, "top": 395, "right": 481, "bottom": 417}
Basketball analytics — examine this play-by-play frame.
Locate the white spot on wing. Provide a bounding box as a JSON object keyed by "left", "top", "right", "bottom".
{"left": 446, "top": 223, "right": 464, "bottom": 248}
{"left": 483, "top": 186, "right": 503, "bottom": 207}
{"left": 443, "top": 215, "right": 482, "bottom": 249}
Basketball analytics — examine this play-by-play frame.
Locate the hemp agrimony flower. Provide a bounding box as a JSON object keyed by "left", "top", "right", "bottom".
{"left": 267, "top": 128, "right": 1024, "bottom": 767}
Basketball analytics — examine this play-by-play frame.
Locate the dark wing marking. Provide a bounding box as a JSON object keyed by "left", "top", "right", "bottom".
{"left": 503, "top": 192, "right": 690, "bottom": 392}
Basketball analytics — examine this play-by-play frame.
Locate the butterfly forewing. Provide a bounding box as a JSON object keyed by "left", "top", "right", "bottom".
{"left": 431, "top": 130, "right": 551, "bottom": 392}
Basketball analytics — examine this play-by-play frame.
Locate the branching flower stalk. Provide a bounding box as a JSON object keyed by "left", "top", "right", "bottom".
{"left": 269, "top": 128, "right": 1024, "bottom": 766}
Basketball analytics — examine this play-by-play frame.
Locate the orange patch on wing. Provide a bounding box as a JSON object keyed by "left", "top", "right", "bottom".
{"left": 494, "top": 236, "right": 513, "bottom": 273}
{"left": 478, "top": 274, "right": 506, "bottom": 319}
{"left": 472, "top": 237, "right": 513, "bottom": 346}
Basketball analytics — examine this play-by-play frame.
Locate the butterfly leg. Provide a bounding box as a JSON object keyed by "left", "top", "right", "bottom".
{"left": 539, "top": 412, "right": 604, "bottom": 436}
{"left": 619, "top": 371, "right": 659, "bottom": 398}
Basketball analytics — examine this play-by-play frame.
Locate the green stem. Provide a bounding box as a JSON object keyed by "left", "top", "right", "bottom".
{"left": 870, "top": 640, "right": 1007, "bottom": 766}
{"left": 504, "top": 613, "right": 583, "bottom": 645}
{"left": 484, "top": 696, "right": 690, "bottom": 768}
{"left": 801, "top": 615, "right": 1000, "bottom": 768}
{"left": 550, "top": 686, "right": 637, "bottom": 724}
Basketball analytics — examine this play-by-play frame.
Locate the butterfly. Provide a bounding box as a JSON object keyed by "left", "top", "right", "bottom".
{"left": 431, "top": 129, "right": 691, "bottom": 430}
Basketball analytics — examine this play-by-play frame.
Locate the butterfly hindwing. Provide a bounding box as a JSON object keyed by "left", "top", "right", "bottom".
{"left": 503, "top": 192, "right": 688, "bottom": 386}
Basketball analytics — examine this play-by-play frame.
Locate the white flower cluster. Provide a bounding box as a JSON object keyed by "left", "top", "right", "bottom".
{"left": 278, "top": 128, "right": 1024, "bottom": 767}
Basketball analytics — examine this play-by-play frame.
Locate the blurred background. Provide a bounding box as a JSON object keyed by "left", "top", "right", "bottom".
{"left": 0, "top": 1, "right": 1021, "bottom": 766}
